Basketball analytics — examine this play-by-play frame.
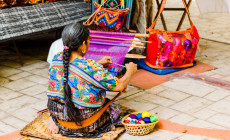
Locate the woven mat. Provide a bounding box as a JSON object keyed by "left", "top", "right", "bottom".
{"left": 20, "top": 106, "right": 135, "bottom": 140}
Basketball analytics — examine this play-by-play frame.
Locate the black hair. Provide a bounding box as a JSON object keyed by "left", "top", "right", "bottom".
{"left": 62, "top": 23, "right": 89, "bottom": 125}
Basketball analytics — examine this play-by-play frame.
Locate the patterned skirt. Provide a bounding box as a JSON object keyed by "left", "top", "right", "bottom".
{"left": 47, "top": 99, "right": 122, "bottom": 138}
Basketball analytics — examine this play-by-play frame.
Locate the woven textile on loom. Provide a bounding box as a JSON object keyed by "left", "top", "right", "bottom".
{"left": 0, "top": 1, "right": 91, "bottom": 42}
{"left": 84, "top": 30, "right": 136, "bottom": 76}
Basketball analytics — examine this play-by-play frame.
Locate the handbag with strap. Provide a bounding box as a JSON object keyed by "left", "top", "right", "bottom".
{"left": 84, "top": 1, "right": 129, "bottom": 31}
{"left": 145, "top": 0, "right": 199, "bottom": 69}
{"left": 56, "top": 64, "right": 122, "bottom": 129}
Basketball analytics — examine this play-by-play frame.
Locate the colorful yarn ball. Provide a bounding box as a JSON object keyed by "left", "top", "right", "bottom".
{"left": 150, "top": 116, "right": 158, "bottom": 123}
{"left": 126, "top": 117, "right": 132, "bottom": 121}
{"left": 139, "top": 121, "right": 145, "bottom": 124}
{"left": 138, "top": 118, "right": 143, "bottom": 122}
{"left": 136, "top": 113, "right": 142, "bottom": 119}
{"left": 143, "top": 117, "right": 151, "bottom": 123}
{"left": 129, "top": 114, "right": 137, "bottom": 119}
{"left": 142, "top": 111, "right": 150, "bottom": 118}
{"left": 136, "top": 122, "right": 141, "bottom": 124}
{"left": 131, "top": 119, "right": 137, "bottom": 124}
{"left": 124, "top": 120, "right": 130, "bottom": 124}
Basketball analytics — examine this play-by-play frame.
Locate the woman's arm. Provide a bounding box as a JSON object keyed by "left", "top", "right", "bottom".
{"left": 112, "top": 62, "right": 137, "bottom": 92}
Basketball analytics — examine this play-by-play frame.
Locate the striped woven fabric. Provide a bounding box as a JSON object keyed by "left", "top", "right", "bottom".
{"left": 0, "top": 1, "right": 91, "bottom": 42}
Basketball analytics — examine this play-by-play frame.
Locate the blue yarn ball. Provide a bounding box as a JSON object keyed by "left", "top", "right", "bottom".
{"left": 131, "top": 119, "right": 137, "bottom": 124}
{"left": 136, "top": 113, "right": 142, "bottom": 119}
{"left": 143, "top": 117, "right": 151, "bottom": 123}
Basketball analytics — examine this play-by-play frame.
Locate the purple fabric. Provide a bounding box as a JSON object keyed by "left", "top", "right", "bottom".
{"left": 84, "top": 31, "right": 135, "bottom": 68}
{"left": 90, "top": 30, "right": 136, "bottom": 36}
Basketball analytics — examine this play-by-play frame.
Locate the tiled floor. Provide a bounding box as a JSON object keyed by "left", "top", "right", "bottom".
{"left": 1, "top": 0, "right": 230, "bottom": 139}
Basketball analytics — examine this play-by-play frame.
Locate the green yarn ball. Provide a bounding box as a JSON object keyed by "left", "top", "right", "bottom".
{"left": 150, "top": 115, "right": 158, "bottom": 123}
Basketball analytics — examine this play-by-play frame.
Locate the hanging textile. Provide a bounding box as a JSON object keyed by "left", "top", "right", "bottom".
{"left": 131, "top": 0, "right": 154, "bottom": 33}
{"left": 84, "top": 30, "right": 136, "bottom": 76}
{"left": 125, "top": 0, "right": 134, "bottom": 29}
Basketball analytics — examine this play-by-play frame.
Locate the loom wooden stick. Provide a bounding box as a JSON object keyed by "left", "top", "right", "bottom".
{"left": 132, "top": 42, "right": 144, "bottom": 46}
{"left": 135, "top": 33, "right": 150, "bottom": 38}
{"left": 90, "top": 30, "right": 149, "bottom": 38}
{"left": 125, "top": 54, "right": 146, "bottom": 59}
{"left": 90, "top": 35, "right": 151, "bottom": 43}
{"left": 130, "top": 46, "right": 146, "bottom": 49}
{"left": 129, "top": 30, "right": 137, "bottom": 33}
{"left": 91, "top": 38, "right": 144, "bottom": 45}
{"left": 113, "top": 63, "right": 126, "bottom": 68}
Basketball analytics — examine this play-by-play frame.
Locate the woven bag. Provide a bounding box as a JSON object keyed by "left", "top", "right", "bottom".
{"left": 84, "top": 2, "right": 129, "bottom": 31}
{"left": 145, "top": 0, "right": 199, "bottom": 69}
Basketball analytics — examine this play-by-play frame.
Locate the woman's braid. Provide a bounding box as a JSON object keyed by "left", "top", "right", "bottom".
{"left": 61, "top": 23, "right": 89, "bottom": 125}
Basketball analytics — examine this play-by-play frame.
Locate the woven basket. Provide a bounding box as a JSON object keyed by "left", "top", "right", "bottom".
{"left": 121, "top": 112, "right": 159, "bottom": 136}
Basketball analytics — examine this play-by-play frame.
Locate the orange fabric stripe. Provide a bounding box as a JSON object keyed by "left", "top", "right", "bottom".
{"left": 158, "top": 119, "right": 230, "bottom": 140}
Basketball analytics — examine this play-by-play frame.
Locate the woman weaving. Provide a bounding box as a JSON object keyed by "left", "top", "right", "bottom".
{"left": 46, "top": 23, "right": 137, "bottom": 137}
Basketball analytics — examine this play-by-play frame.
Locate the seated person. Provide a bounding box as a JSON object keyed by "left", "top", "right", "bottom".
{"left": 46, "top": 23, "right": 137, "bottom": 138}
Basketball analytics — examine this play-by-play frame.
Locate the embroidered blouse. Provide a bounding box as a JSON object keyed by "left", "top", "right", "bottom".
{"left": 46, "top": 52, "right": 119, "bottom": 109}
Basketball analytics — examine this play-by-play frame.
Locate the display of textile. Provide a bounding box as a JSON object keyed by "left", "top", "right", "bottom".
{"left": 0, "top": 1, "right": 91, "bottom": 42}
{"left": 196, "top": 0, "right": 230, "bottom": 14}
{"left": 85, "top": 30, "right": 136, "bottom": 76}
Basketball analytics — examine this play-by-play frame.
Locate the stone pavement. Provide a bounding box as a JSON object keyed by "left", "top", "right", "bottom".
{"left": 0, "top": 0, "right": 230, "bottom": 139}
{"left": 1, "top": 38, "right": 230, "bottom": 139}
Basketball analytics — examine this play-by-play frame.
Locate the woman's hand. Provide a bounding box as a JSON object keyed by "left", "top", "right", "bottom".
{"left": 97, "top": 56, "right": 112, "bottom": 67}
{"left": 125, "top": 62, "right": 137, "bottom": 76}
{"left": 112, "top": 62, "right": 137, "bottom": 92}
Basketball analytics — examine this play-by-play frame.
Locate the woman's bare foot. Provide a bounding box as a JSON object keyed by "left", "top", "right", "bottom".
{"left": 47, "top": 117, "right": 59, "bottom": 134}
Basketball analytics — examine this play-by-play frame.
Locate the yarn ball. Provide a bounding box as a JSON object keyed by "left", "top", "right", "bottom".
{"left": 136, "top": 113, "right": 142, "bottom": 119}
{"left": 138, "top": 118, "right": 143, "bottom": 122}
{"left": 124, "top": 120, "right": 130, "bottom": 124}
{"left": 126, "top": 117, "right": 132, "bottom": 121}
{"left": 129, "top": 114, "right": 137, "bottom": 119}
{"left": 150, "top": 116, "right": 158, "bottom": 123}
{"left": 143, "top": 117, "right": 151, "bottom": 123}
{"left": 131, "top": 119, "right": 137, "bottom": 124}
{"left": 142, "top": 111, "right": 150, "bottom": 118}
{"left": 136, "top": 122, "right": 141, "bottom": 124}
{"left": 139, "top": 121, "right": 145, "bottom": 124}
